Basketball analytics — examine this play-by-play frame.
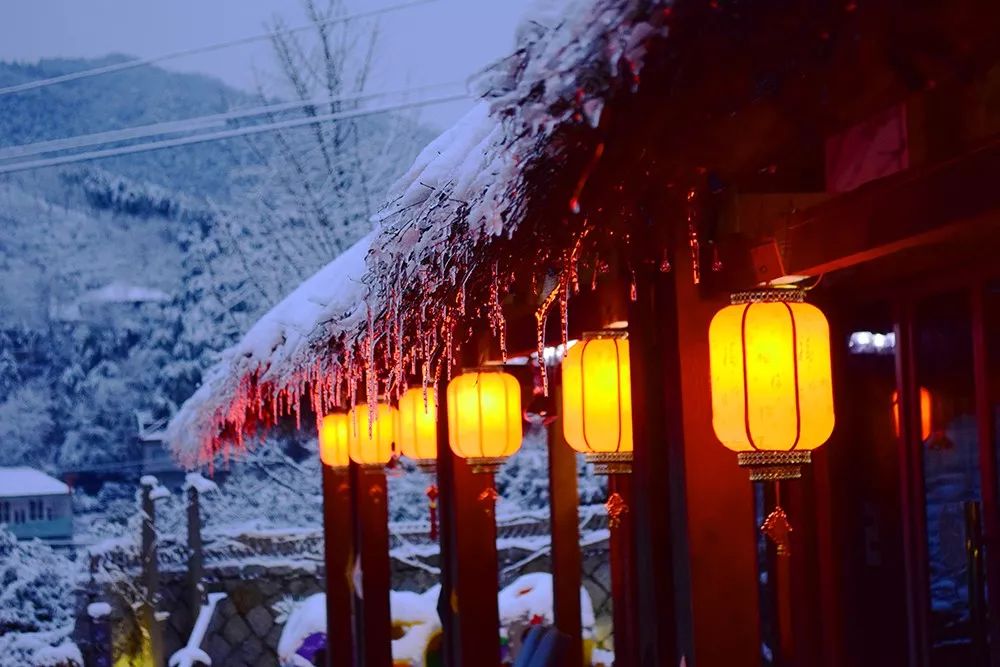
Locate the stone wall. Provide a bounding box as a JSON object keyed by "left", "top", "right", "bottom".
{"left": 86, "top": 523, "right": 611, "bottom": 665}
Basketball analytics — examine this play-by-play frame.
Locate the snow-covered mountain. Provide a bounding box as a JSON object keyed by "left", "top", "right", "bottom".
{"left": 0, "top": 56, "right": 433, "bottom": 473}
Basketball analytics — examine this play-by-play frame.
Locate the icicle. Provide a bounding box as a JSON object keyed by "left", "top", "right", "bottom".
{"left": 535, "top": 283, "right": 560, "bottom": 396}
{"left": 559, "top": 277, "right": 569, "bottom": 348}
{"left": 489, "top": 262, "right": 509, "bottom": 363}
{"left": 660, "top": 247, "right": 672, "bottom": 273}
{"left": 687, "top": 188, "right": 701, "bottom": 285}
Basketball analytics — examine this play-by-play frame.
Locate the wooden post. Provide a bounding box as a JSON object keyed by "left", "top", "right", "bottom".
{"left": 352, "top": 463, "right": 393, "bottom": 667}
{"left": 548, "top": 382, "right": 584, "bottom": 667}
{"left": 435, "top": 374, "right": 502, "bottom": 667}
{"left": 435, "top": 394, "right": 460, "bottom": 666}
{"left": 322, "top": 465, "right": 355, "bottom": 667}
{"left": 894, "top": 301, "right": 932, "bottom": 667}
{"left": 139, "top": 476, "right": 164, "bottom": 666}
{"left": 626, "top": 261, "right": 685, "bottom": 667}
{"left": 456, "top": 464, "right": 502, "bottom": 666}
{"left": 971, "top": 284, "right": 1000, "bottom": 667}
{"left": 186, "top": 481, "right": 205, "bottom": 636}
{"left": 624, "top": 204, "right": 762, "bottom": 666}
{"left": 607, "top": 473, "right": 638, "bottom": 667}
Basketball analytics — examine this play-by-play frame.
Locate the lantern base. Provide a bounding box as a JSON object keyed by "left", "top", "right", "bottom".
{"left": 416, "top": 461, "right": 437, "bottom": 475}
{"left": 737, "top": 451, "right": 812, "bottom": 481}
{"left": 585, "top": 452, "right": 633, "bottom": 475}
{"left": 466, "top": 457, "right": 506, "bottom": 474}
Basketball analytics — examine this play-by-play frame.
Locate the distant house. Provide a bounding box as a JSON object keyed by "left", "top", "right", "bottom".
{"left": 137, "top": 410, "right": 187, "bottom": 489}
{"left": 0, "top": 467, "right": 73, "bottom": 542}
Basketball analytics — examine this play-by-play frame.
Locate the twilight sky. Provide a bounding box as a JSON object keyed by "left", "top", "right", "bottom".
{"left": 0, "top": 0, "right": 540, "bottom": 129}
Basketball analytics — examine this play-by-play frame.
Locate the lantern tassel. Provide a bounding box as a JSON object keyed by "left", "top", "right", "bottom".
{"left": 605, "top": 491, "right": 629, "bottom": 529}
{"left": 426, "top": 484, "right": 439, "bottom": 541}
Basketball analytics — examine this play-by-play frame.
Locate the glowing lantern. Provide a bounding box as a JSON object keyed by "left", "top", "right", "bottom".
{"left": 561, "top": 331, "right": 633, "bottom": 474}
{"left": 319, "top": 413, "right": 351, "bottom": 469}
{"left": 396, "top": 387, "right": 438, "bottom": 467}
{"left": 347, "top": 403, "right": 397, "bottom": 468}
{"left": 447, "top": 369, "right": 522, "bottom": 472}
{"left": 709, "top": 291, "right": 835, "bottom": 480}
{"left": 892, "top": 387, "right": 932, "bottom": 442}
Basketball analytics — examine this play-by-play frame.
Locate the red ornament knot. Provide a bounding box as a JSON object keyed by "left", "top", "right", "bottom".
{"left": 761, "top": 505, "right": 793, "bottom": 556}
{"left": 605, "top": 492, "right": 629, "bottom": 529}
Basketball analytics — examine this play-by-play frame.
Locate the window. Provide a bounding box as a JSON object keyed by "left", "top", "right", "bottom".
{"left": 46, "top": 505, "right": 53, "bottom": 521}
{"left": 28, "top": 500, "right": 38, "bottom": 521}
{"left": 0, "top": 501, "right": 8, "bottom": 523}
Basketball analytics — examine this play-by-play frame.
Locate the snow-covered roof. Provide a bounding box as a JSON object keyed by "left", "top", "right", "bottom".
{"left": 0, "top": 467, "right": 70, "bottom": 497}
{"left": 167, "top": 230, "right": 375, "bottom": 464}
{"left": 168, "top": 0, "right": 664, "bottom": 464}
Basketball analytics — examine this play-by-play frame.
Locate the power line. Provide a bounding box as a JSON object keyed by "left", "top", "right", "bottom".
{"left": 0, "top": 0, "right": 439, "bottom": 97}
{"left": 0, "top": 92, "right": 469, "bottom": 174}
{"left": 0, "top": 81, "right": 466, "bottom": 161}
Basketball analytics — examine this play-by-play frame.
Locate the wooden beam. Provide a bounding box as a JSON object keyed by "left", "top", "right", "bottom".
{"left": 548, "top": 382, "right": 584, "bottom": 667}
{"left": 322, "top": 465, "right": 356, "bottom": 667}
{"left": 352, "top": 464, "right": 393, "bottom": 667}
{"left": 781, "top": 140, "right": 1000, "bottom": 276}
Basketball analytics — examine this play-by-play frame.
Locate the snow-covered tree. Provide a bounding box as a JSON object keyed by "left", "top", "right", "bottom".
{"left": 0, "top": 528, "right": 82, "bottom": 664}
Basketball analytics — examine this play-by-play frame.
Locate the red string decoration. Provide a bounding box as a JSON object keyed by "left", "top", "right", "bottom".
{"left": 426, "top": 484, "right": 439, "bottom": 541}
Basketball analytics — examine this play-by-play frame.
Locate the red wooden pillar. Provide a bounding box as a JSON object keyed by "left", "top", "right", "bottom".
{"left": 607, "top": 473, "right": 638, "bottom": 667}
{"left": 322, "top": 465, "right": 356, "bottom": 666}
{"left": 435, "top": 377, "right": 503, "bottom": 667}
{"left": 625, "top": 205, "right": 761, "bottom": 665}
{"left": 352, "top": 462, "right": 393, "bottom": 667}
{"left": 548, "top": 382, "right": 584, "bottom": 667}
{"left": 626, "top": 260, "right": 685, "bottom": 667}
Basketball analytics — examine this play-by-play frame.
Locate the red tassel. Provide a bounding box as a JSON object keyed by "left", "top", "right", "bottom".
{"left": 426, "top": 484, "right": 439, "bottom": 541}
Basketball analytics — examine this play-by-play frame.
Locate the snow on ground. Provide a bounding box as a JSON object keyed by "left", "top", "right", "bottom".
{"left": 86, "top": 602, "right": 112, "bottom": 619}
{"left": 0, "top": 467, "right": 70, "bottom": 497}
{"left": 499, "top": 572, "right": 596, "bottom": 637}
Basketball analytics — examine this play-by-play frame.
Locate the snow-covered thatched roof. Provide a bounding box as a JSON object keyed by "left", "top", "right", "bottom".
{"left": 168, "top": 0, "right": 665, "bottom": 465}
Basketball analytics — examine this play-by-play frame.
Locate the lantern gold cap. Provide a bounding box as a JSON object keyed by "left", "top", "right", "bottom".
{"left": 731, "top": 289, "right": 806, "bottom": 305}
{"left": 737, "top": 451, "right": 812, "bottom": 481}
{"left": 582, "top": 329, "right": 628, "bottom": 341}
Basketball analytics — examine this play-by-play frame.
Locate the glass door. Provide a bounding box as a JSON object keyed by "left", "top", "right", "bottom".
{"left": 912, "top": 290, "right": 985, "bottom": 666}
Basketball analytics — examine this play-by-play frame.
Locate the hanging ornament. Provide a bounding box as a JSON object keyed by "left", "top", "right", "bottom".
{"left": 426, "top": 484, "right": 439, "bottom": 541}
{"left": 479, "top": 487, "right": 500, "bottom": 517}
{"left": 711, "top": 241, "right": 723, "bottom": 272}
{"left": 605, "top": 491, "right": 629, "bottom": 528}
{"left": 761, "top": 504, "right": 793, "bottom": 556}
